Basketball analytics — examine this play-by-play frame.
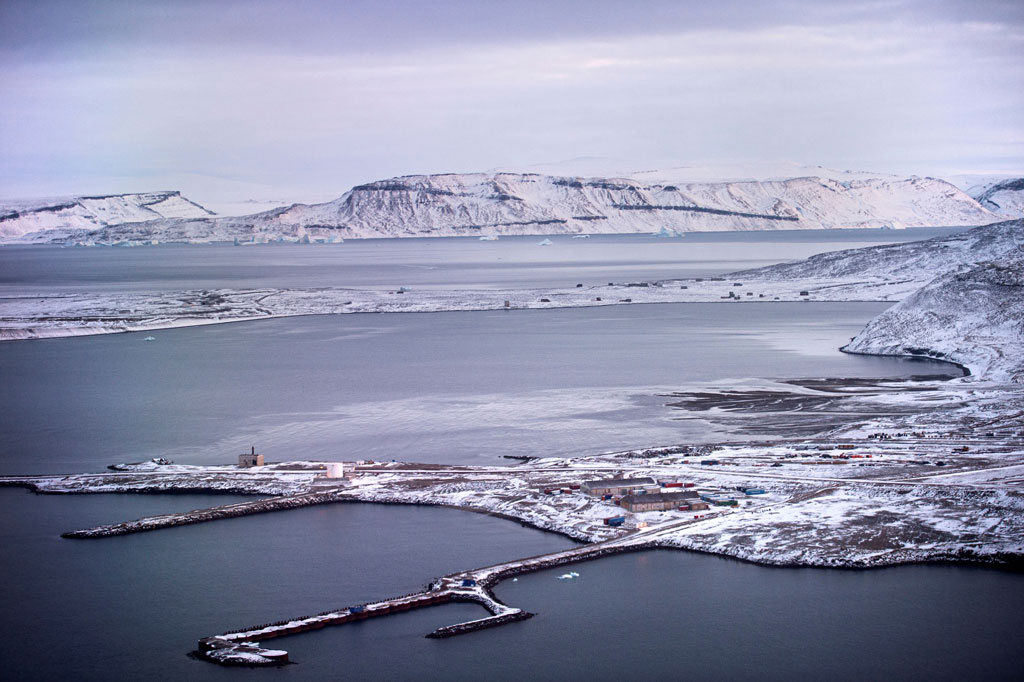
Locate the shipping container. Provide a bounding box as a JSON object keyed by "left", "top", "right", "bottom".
{"left": 744, "top": 488, "right": 766, "bottom": 495}
{"left": 663, "top": 482, "right": 683, "bottom": 488}
{"left": 604, "top": 516, "right": 626, "bottom": 526}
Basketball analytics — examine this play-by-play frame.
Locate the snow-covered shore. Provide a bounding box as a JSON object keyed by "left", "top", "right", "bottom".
{"left": 6, "top": 375, "right": 1023, "bottom": 569}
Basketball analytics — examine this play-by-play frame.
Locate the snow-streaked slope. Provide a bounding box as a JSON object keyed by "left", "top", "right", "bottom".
{"left": 842, "top": 252, "right": 1024, "bottom": 383}
{"left": 971, "top": 178, "right": 1024, "bottom": 219}
{"left": 0, "top": 191, "right": 215, "bottom": 240}
{"left": 249, "top": 173, "right": 997, "bottom": 237}
{"left": 732, "top": 219, "right": 1024, "bottom": 282}
{"left": 20, "top": 172, "right": 998, "bottom": 244}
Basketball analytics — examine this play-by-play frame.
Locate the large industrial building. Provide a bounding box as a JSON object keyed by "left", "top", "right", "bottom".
{"left": 619, "top": 491, "right": 700, "bottom": 513}
{"left": 580, "top": 477, "right": 657, "bottom": 497}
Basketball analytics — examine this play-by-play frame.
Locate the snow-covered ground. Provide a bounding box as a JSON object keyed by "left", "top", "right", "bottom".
{"left": 6, "top": 394, "right": 1023, "bottom": 567}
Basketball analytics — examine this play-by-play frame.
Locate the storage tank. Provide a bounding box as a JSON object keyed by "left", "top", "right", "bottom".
{"left": 326, "top": 463, "right": 345, "bottom": 479}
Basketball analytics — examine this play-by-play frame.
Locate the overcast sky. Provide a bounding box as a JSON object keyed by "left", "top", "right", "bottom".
{"left": 1, "top": 0, "right": 1022, "bottom": 206}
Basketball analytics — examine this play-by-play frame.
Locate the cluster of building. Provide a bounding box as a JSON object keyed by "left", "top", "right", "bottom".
{"left": 575, "top": 476, "right": 753, "bottom": 514}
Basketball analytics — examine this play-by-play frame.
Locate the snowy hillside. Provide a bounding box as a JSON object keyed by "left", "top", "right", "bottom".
{"left": 731, "top": 219, "right": 1024, "bottom": 283}
{"left": 843, "top": 249, "right": 1024, "bottom": 383}
{"left": 226, "top": 173, "right": 997, "bottom": 238}
{"left": 0, "top": 191, "right": 215, "bottom": 240}
{"left": 12, "top": 171, "right": 999, "bottom": 244}
{"left": 971, "top": 178, "right": 1024, "bottom": 219}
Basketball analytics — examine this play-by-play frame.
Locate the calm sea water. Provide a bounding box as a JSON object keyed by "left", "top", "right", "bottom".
{"left": 1, "top": 493, "right": 1021, "bottom": 682}
{"left": 0, "top": 303, "right": 954, "bottom": 475}
{"left": 0, "top": 227, "right": 969, "bottom": 294}
{"left": 2, "top": 228, "right": 1018, "bottom": 681}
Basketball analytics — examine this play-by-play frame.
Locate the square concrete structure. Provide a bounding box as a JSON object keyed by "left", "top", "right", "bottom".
{"left": 239, "top": 447, "right": 264, "bottom": 467}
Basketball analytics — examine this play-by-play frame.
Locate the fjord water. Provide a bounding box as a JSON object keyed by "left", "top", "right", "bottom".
{"left": 0, "top": 303, "right": 955, "bottom": 475}
{"left": 0, "top": 227, "right": 969, "bottom": 294}
{"left": 2, "top": 228, "right": 1019, "bottom": 680}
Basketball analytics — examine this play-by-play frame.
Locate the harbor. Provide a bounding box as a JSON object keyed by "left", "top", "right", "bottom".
{"left": 197, "top": 530, "right": 658, "bottom": 665}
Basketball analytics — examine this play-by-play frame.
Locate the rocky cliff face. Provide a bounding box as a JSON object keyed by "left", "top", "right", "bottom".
{"left": 5, "top": 171, "right": 999, "bottom": 244}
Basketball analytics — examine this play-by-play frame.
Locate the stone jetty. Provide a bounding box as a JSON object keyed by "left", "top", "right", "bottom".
{"left": 196, "top": 532, "right": 656, "bottom": 666}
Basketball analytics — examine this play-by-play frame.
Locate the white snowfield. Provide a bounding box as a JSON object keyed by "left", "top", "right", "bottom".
{"left": 0, "top": 191, "right": 215, "bottom": 240}
{"left": 1, "top": 171, "right": 999, "bottom": 244}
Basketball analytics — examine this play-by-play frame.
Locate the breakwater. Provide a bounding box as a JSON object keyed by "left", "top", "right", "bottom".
{"left": 196, "top": 535, "right": 657, "bottom": 666}
{"left": 61, "top": 490, "right": 343, "bottom": 538}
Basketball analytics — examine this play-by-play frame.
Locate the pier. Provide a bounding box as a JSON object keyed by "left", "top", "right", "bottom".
{"left": 196, "top": 532, "right": 656, "bottom": 666}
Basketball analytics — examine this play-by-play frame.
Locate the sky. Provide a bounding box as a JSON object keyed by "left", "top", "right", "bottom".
{"left": 1, "top": 0, "right": 1022, "bottom": 210}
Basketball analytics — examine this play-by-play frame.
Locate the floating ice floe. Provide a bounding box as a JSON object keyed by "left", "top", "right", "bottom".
{"left": 537, "top": 238, "right": 553, "bottom": 246}
{"left": 143, "top": 336, "right": 156, "bottom": 341}
{"left": 557, "top": 571, "right": 580, "bottom": 580}
{"left": 479, "top": 235, "right": 499, "bottom": 241}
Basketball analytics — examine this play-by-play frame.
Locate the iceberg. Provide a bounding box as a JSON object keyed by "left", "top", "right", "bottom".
{"left": 538, "top": 238, "right": 553, "bottom": 246}
{"left": 479, "top": 235, "right": 499, "bottom": 241}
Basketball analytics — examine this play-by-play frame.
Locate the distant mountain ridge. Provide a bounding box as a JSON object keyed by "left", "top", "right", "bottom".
{"left": 0, "top": 191, "right": 215, "bottom": 241}
{"left": 971, "top": 178, "right": 1024, "bottom": 219}
{"left": 0, "top": 171, "right": 1001, "bottom": 244}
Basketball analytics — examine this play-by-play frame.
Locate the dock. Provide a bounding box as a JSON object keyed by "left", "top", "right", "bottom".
{"left": 196, "top": 532, "right": 656, "bottom": 666}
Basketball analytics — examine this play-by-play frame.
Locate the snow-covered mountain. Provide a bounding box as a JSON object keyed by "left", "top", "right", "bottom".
{"left": 970, "top": 178, "right": 1024, "bottom": 219}
{"left": 843, "top": 249, "right": 1024, "bottom": 383}
{"left": 0, "top": 191, "right": 215, "bottom": 241}
{"left": 6, "top": 171, "right": 1000, "bottom": 244}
